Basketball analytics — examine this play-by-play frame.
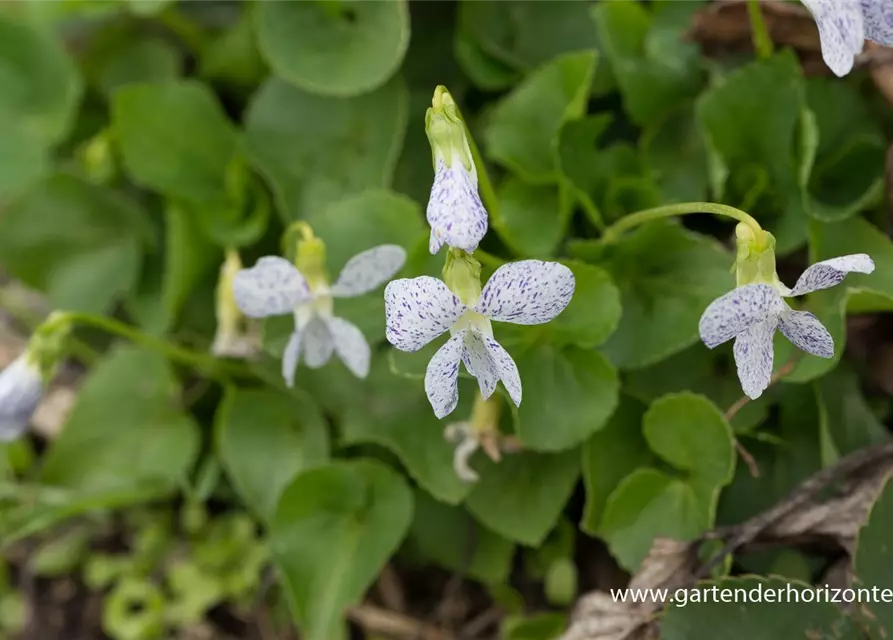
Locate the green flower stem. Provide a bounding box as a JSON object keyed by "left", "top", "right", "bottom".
{"left": 474, "top": 248, "right": 506, "bottom": 270}
{"left": 747, "top": 0, "right": 774, "bottom": 59}
{"left": 601, "top": 202, "right": 763, "bottom": 244}
{"left": 46, "top": 312, "right": 249, "bottom": 382}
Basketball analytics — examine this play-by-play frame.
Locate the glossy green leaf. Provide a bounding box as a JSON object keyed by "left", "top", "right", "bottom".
{"left": 454, "top": 25, "right": 520, "bottom": 92}
{"left": 404, "top": 489, "right": 514, "bottom": 585}
{"left": 494, "top": 178, "right": 566, "bottom": 258}
{"left": 255, "top": 0, "right": 409, "bottom": 97}
{"left": 599, "top": 393, "right": 734, "bottom": 570}
{"left": 216, "top": 388, "right": 329, "bottom": 522}
{"left": 513, "top": 343, "right": 619, "bottom": 452}
{"left": 502, "top": 612, "right": 568, "bottom": 640}
{"left": 581, "top": 395, "right": 652, "bottom": 534}
{"left": 696, "top": 51, "right": 810, "bottom": 252}
{"left": 570, "top": 220, "right": 733, "bottom": 369}
{"left": 340, "top": 354, "right": 473, "bottom": 505}
{"left": 243, "top": 76, "right": 407, "bottom": 222}
{"left": 854, "top": 473, "right": 893, "bottom": 635}
{"left": 270, "top": 459, "right": 413, "bottom": 640}
{"left": 592, "top": 1, "right": 703, "bottom": 126}
{"left": 659, "top": 577, "right": 845, "bottom": 639}
{"left": 40, "top": 346, "right": 199, "bottom": 496}
{"left": 462, "top": 0, "right": 599, "bottom": 72}
{"left": 112, "top": 81, "right": 239, "bottom": 203}
{"left": 0, "top": 174, "right": 148, "bottom": 314}
{"left": 814, "top": 365, "right": 888, "bottom": 461}
{"left": 466, "top": 449, "right": 580, "bottom": 547}
{"left": 0, "top": 17, "right": 81, "bottom": 197}
{"left": 485, "top": 51, "right": 596, "bottom": 183}
{"left": 92, "top": 37, "right": 181, "bottom": 97}
{"left": 805, "top": 78, "right": 884, "bottom": 222}
{"left": 626, "top": 345, "right": 770, "bottom": 434}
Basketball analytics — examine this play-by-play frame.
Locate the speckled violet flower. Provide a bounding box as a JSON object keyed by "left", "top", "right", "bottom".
{"left": 0, "top": 354, "right": 44, "bottom": 442}
{"left": 425, "top": 86, "right": 488, "bottom": 254}
{"left": 385, "top": 260, "right": 575, "bottom": 418}
{"left": 699, "top": 254, "right": 874, "bottom": 400}
{"left": 801, "top": 0, "right": 893, "bottom": 76}
{"left": 233, "top": 245, "right": 406, "bottom": 385}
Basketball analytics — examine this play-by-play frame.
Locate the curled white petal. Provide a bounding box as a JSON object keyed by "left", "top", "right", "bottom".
{"left": 330, "top": 245, "right": 407, "bottom": 298}
{"left": 0, "top": 355, "right": 43, "bottom": 442}
{"left": 733, "top": 318, "right": 778, "bottom": 400}
{"left": 327, "top": 316, "right": 370, "bottom": 378}
{"left": 233, "top": 256, "right": 310, "bottom": 318}
{"left": 778, "top": 307, "right": 834, "bottom": 358}
{"left": 384, "top": 276, "right": 466, "bottom": 352}
{"left": 443, "top": 422, "right": 479, "bottom": 483}
{"left": 787, "top": 254, "right": 875, "bottom": 296}
{"left": 474, "top": 260, "right": 575, "bottom": 325}
{"left": 802, "top": 0, "right": 865, "bottom": 76}
{"left": 301, "top": 316, "right": 334, "bottom": 368}
{"left": 699, "top": 284, "right": 784, "bottom": 349}
{"left": 282, "top": 330, "right": 302, "bottom": 388}
{"left": 861, "top": 0, "right": 893, "bottom": 45}
{"left": 427, "top": 159, "right": 488, "bottom": 254}
{"left": 424, "top": 332, "right": 465, "bottom": 419}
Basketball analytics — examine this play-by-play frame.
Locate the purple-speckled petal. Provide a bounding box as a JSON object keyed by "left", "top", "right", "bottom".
{"left": 282, "top": 330, "right": 302, "bottom": 388}
{"left": 475, "top": 260, "right": 575, "bottom": 325}
{"left": 699, "top": 284, "right": 784, "bottom": 349}
{"left": 483, "top": 336, "right": 522, "bottom": 407}
{"left": 331, "top": 245, "right": 407, "bottom": 298}
{"left": 384, "top": 276, "right": 466, "bottom": 351}
{"left": 733, "top": 317, "right": 778, "bottom": 400}
{"left": 425, "top": 332, "right": 465, "bottom": 419}
{"left": 0, "top": 355, "right": 43, "bottom": 442}
{"left": 327, "top": 316, "right": 370, "bottom": 378}
{"left": 778, "top": 307, "right": 834, "bottom": 358}
{"left": 861, "top": 0, "right": 893, "bottom": 45}
{"left": 462, "top": 331, "right": 498, "bottom": 399}
{"left": 802, "top": 0, "right": 865, "bottom": 76}
{"left": 427, "top": 159, "right": 488, "bottom": 254}
{"left": 301, "top": 316, "right": 334, "bottom": 368}
{"left": 787, "top": 254, "right": 875, "bottom": 296}
{"left": 233, "top": 256, "right": 310, "bottom": 318}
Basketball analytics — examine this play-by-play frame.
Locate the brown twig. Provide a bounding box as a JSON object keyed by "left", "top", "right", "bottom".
{"left": 347, "top": 604, "right": 457, "bottom": 640}
{"left": 697, "top": 439, "right": 893, "bottom": 578}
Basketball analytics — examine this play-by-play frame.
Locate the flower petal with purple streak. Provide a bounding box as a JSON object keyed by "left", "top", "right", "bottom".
{"left": 801, "top": 0, "right": 865, "bottom": 76}
{"left": 483, "top": 336, "right": 522, "bottom": 406}
{"left": 425, "top": 332, "right": 465, "bottom": 419}
{"left": 861, "top": 0, "right": 893, "bottom": 45}
{"left": 233, "top": 256, "right": 311, "bottom": 318}
{"left": 778, "top": 307, "right": 835, "bottom": 358}
{"left": 699, "top": 284, "right": 785, "bottom": 349}
{"left": 787, "top": 253, "right": 875, "bottom": 296}
{"left": 384, "top": 276, "right": 466, "bottom": 352}
{"left": 426, "top": 159, "right": 488, "bottom": 254}
{"left": 474, "top": 260, "right": 575, "bottom": 325}
{"left": 462, "top": 331, "right": 498, "bottom": 399}
{"left": 331, "top": 245, "right": 407, "bottom": 298}
{"left": 733, "top": 317, "right": 778, "bottom": 400}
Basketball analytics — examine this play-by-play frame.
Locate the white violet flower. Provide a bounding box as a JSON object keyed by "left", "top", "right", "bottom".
{"left": 425, "top": 86, "right": 488, "bottom": 255}
{"left": 0, "top": 354, "right": 44, "bottom": 442}
{"left": 801, "top": 0, "right": 893, "bottom": 76}
{"left": 699, "top": 254, "right": 875, "bottom": 400}
{"left": 385, "top": 260, "right": 575, "bottom": 418}
{"left": 233, "top": 245, "right": 406, "bottom": 386}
